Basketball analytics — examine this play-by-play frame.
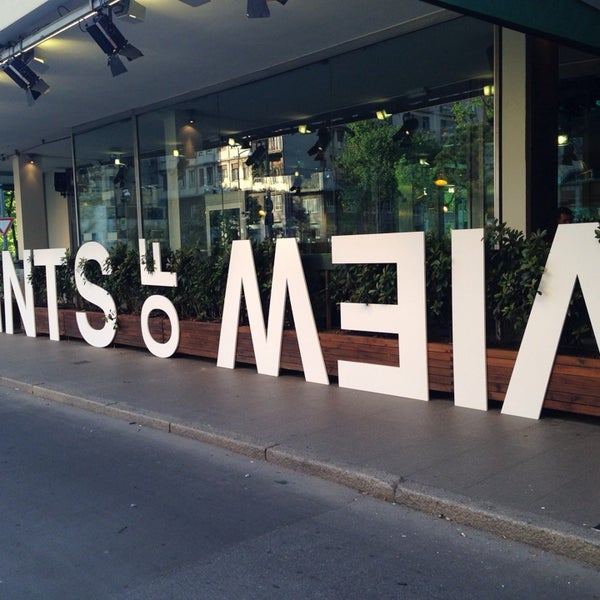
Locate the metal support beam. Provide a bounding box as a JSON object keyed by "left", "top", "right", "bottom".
{"left": 0, "top": 1, "right": 122, "bottom": 66}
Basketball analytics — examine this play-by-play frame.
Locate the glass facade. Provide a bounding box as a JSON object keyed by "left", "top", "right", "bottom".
{"left": 131, "top": 99, "right": 494, "bottom": 256}
{"left": 74, "top": 118, "right": 138, "bottom": 248}
{"left": 70, "top": 17, "right": 497, "bottom": 254}
{"left": 557, "top": 50, "right": 600, "bottom": 221}
{"left": 64, "top": 18, "right": 599, "bottom": 255}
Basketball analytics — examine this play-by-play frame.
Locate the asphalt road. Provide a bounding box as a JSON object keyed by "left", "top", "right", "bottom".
{"left": 1, "top": 387, "right": 599, "bottom": 600}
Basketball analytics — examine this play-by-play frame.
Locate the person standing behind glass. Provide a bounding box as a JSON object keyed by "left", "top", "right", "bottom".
{"left": 557, "top": 206, "right": 573, "bottom": 224}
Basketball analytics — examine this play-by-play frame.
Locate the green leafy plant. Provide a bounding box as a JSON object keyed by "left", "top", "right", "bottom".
{"left": 327, "top": 223, "right": 595, "bottom": 353}
{"left": 76, "top": 244, "right": 152, "bottom": 315}
{"left": 425, "top": 231, "right": 451, "bottom": 338}
{"left": 164, "top": 242, "right": 231, "bottom": 322}
{"left": 484, "top": 221, "right": 550, "bottom": 344}
{"left": 24, "top": 223, "right": 598, "bottom": 356}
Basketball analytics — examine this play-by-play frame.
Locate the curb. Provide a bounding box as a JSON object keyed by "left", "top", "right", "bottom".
{"left": 391, "top": 481, "right": 600, "bottom": 570}
{"left": 3, "top": 377, "right": 599, "bottom": 570}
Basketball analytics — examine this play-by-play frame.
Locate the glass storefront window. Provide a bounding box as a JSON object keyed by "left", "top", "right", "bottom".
{"left": 558, "top": 48, "right": 600, "bottom": 221}
{"left": 139, "top": 96, "right": 493, "bottom": 255}
{"left": 137, "top": 95, "right": 229, "bottom": 253}
{"left": 330, "top": 99, "right": 494, "bottom": 238}
{"left": 74, "top": 118, "right": 138, "bottom": 248}
{"left": 79, "top": 16, "right": 494, "bottom": 255}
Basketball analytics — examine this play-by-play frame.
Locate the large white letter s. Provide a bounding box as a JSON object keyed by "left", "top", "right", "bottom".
{"left": 75, "top": 242, "right": 117, "bottom": 348}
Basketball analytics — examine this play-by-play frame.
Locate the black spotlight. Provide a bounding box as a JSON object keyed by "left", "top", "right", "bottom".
{"left": 245, "top": 143, "right": 267, "bottom": 167}
{"left": 290, "top": 173, "right": 302, "bottom": 194}
{"left": 22, "top": 48, "right": 49, "bottom": 73}
{"left": 2, "top": 56, "right": 50, "bottom": 105}
{"left": 113, "top": 0, "right": 146, "bottom": 23}
{"left": 393, "top": 114, "right": 419, "bottom": 146}
{"left": 307, "top": 128, "right": 331, "bottom": 160}
{"left": 86, "top": 12, "right": 143, "bottom": 77}
{"left": 247, "top": 0, "right": 289, "bottom": 18}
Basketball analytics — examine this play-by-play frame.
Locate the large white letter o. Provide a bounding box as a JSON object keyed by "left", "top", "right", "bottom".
{"left": 141, "top": 295, "right": 180, "bottom": 358}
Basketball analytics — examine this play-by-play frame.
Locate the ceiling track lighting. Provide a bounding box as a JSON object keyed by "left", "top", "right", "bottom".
{"left": 0, "top": 1, "right": 124, "bottom": 70}
{"left": 85, "top": 11, "right": 143, "bottom": 77}
{"left": 247, "top": 0, "right": 289, "bottom": 19}
{"left": 2, "top": 57, "right": 50, "bottom": 105}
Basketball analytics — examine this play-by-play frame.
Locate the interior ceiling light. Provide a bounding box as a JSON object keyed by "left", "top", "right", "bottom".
{"left": 178, "top": 0, "right": 211, "bottom": 6}
{"left": 85, "top": 11, "right": 143, "bottom": 77}
{"left": 2, "top": 56, "right": 50, "bottom": 105}
{"left": 247, "top": 0, "right": 289, "bottom": 19}
{"left": 113, "top": 0, "right": 146, "bottom": 23}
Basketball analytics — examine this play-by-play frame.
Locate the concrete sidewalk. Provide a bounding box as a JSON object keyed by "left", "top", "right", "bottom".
{"left": 1, "top": 333, "right": 599, "bottom": 568}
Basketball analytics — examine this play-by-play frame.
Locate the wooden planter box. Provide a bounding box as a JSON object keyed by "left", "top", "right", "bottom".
{"left": 34, "top": 307, "right": 162, "bottom": 350}
{"left": 31, "top": 308, "right": 600, "bottom": 417}
{"left": 486, "top": 346, "right": 600, "bottom": 417}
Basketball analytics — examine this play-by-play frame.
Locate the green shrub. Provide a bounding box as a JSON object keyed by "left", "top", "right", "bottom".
{"left": 164, "top": 242, "right": 230, "bottom": 321}
{"left": 22, "top": 225, "right": 600, "bottom": 355}
{"left": 484, "top": 222, "right": 550, "bottom": 344}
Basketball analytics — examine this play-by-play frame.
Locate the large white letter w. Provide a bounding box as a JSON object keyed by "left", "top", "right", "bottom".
{"left": 217, "top": 239, "right": 328, "bottom": 385}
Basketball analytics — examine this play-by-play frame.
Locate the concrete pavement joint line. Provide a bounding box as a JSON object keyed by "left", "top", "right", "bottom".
{"left": 2, "top": 377, "right": 599, "bottom": 569}
{"left": 264, "top": 442, "right": 281, "bottom": 461}
{"left": 265, "top": 446, "right": 399, "bottom": 503}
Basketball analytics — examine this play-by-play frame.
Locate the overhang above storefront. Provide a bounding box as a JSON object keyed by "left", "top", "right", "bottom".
{"left": 0, "top": 0, "right": 462, "bottom": 168}
{"left": 0, "top": 0, "right": 597, "bottom": 175}
{"left": 424, "top": 0, "right": 600, "bottom": 53}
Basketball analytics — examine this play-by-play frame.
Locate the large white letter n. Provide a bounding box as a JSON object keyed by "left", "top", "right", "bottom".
{"left": 217, "top": 239, "right": 328, "bottom": 385}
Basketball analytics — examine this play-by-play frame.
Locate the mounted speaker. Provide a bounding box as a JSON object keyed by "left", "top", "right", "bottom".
{"left": 54, "top": 171, "right": 72, "bottom": 197}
